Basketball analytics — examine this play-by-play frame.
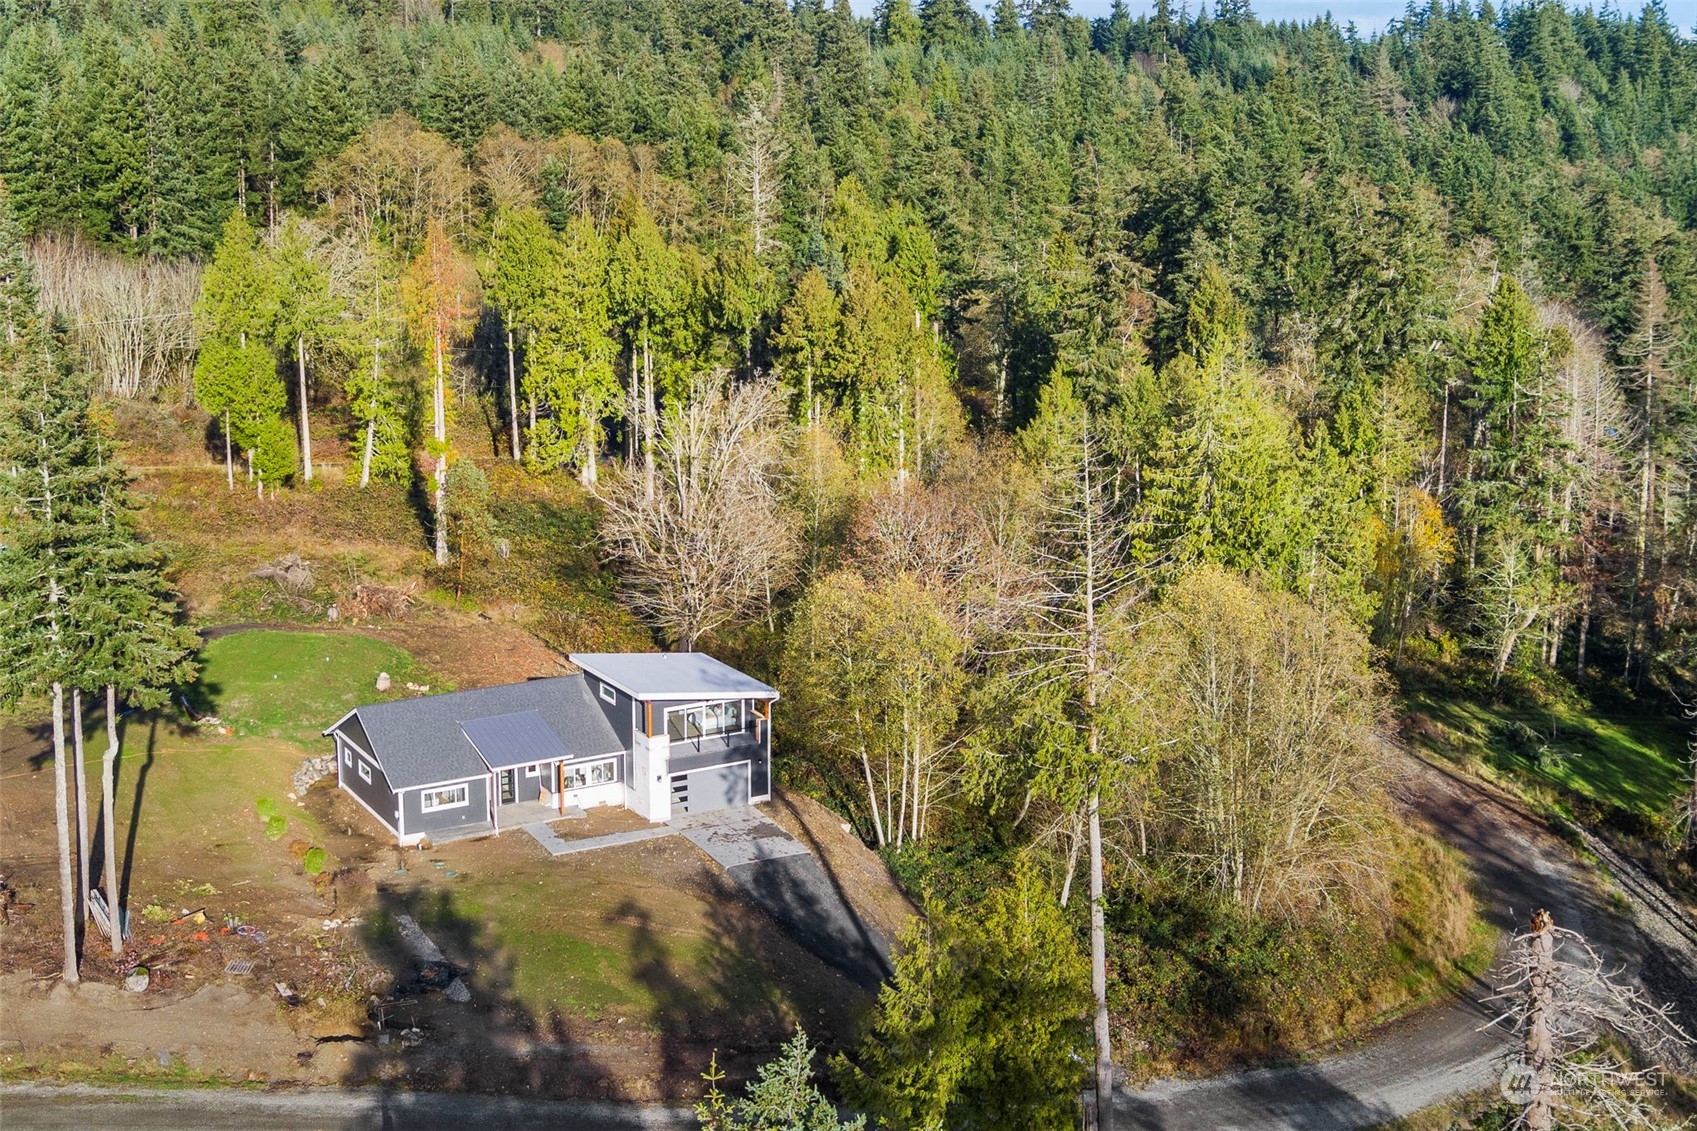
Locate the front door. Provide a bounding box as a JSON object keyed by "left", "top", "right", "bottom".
{"left": 498, "top": 769, "right": 516, "bottom": 804}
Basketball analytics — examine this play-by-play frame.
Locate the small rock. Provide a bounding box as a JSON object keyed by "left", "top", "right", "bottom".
{"left": 375, "top": 672, "right": 392, "bottom": 692}
{"left": 154, "top": 1049, "right": 171, "bottom": 1067}
{"left": 125, "top": 970, "right": 150, "bottom": 993}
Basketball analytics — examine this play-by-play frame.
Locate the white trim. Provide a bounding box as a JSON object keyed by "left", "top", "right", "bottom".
{"left": 599, "top": 680, "right": 617, "bottom": 704}
{"left": 339, "top": 777, "right": 400, "bottom": 836}
{"left": 327, "top": 720, "right": 382, "bottom": 770}
{"left": 560, "top": 756, "right": 619, "bottom": 791}
{"left": 570, "top": 658, "right": 778, "bottom": 704}
{"left": 421, "top": 783, "right": 470, "bottom": 812}
{"left": 357, "top": 760, "right": 373, "bottom": 784}
{"left": 401, "top": 773, "right": 487, "bottom": 793}
{"left": 321, "top": 708, "right": 361, "bottom": 736}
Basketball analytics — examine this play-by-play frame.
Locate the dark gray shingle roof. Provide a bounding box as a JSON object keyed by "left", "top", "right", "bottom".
{"left": 569, "top": 652, "right": 778, "bottom": 700}
{"left": 327, "top": 675, "right": 623, "bottom": 790}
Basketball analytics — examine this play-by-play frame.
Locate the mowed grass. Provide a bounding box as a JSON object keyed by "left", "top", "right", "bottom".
{"left": 110, "top": 722, "right": 333, "bottom": 882}
{"left": 1406, "top": 691, "right": 1690, "bottom": 820}
{"left": 192, "top": 630, "right": 441, "bottom": 745}
{"left": 387, "top": 836, "right": 849, "bottom": 1035}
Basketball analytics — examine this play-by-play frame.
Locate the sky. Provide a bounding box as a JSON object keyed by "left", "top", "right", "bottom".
{"left": 852, "top": 0, "right": 1697, "bottom": 38}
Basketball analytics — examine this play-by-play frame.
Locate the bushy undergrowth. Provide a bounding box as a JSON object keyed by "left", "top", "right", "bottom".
{"left": 1109, "top": 821, "right": 1487, "bottom": 1074}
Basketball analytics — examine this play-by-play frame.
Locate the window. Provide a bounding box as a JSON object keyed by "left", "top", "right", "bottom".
{"left": 599, "top": 681, "right": 617, "bottom": 704}
{"left": 523, "top": 763, "right": 538, "bottom": 777}
{"left": 357, "top": 760, "right": 372, "bottom": 784}
{"left": 562, "top": 758, "right": 618, "bottom": 791}
{"left": 343, "top": 745, "right": 352, "bottom": 767}
{"left": 421, "top": 784, "right": 469, "bottom": 812}
{"left": 667, "top": 701, "right": 745, "bottom": 744}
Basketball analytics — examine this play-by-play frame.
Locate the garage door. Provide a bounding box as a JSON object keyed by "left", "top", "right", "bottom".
{"left": 670, "top": 762, "right": 749, "bottom": 815}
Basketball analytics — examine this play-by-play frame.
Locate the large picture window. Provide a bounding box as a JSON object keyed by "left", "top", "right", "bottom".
{"left": 421, "top": 784, "right": 469, "bottom": 812}
{"left": 667, "top": 701, "right": 744, "bottom": 744}
{"left": 562, "top": 758, "right": 618, "bottom": 790}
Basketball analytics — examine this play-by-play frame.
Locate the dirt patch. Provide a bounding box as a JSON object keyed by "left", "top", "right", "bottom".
{"left": 0, "top": 973, "right": 343, "bottom": 1083}
{"left": 358, "top": 617, "right": 574, "bottom": 691}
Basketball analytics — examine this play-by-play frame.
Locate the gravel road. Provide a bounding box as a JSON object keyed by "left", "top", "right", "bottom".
{"left": 1116, "top": 750, "right": 1697, "bottom": 1129}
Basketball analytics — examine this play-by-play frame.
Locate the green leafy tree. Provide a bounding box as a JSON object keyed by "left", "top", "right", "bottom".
{"left": 193, "top": 210, "right": 281, "bottom": 488}
{"left": 528, "top": 214, "right": 619, "bottom": 483}
{"left": 837, "top": 868, "right": 1091, "bottom": 1130}
{"left": 782, "top": 570, "right": 964, "bottom": 849}
{"left": 269, "top": 218, "right": 342, "bottom": 483}
{"left": 773, "top": 267, "right": 841, "bottom": 424}
{"left": 483, "top": 204, "right": 559, "bottom": 461}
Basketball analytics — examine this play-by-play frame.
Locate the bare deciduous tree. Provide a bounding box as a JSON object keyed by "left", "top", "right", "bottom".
{"left": 310, "top": 112, "right": 473, "bottom": 250}
{"left": 1486, "top": 909, "right": 1691, "bottom": 1131}
{"left": 597, "top": 374, "right": 798, "bottom": 649}
{"left": 29, "top": 234, "right": 199, "bottom": 398}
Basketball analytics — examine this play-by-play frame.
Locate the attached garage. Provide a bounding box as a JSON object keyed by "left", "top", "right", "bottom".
{"left": 669, "top": 761, "right": 749, "bottom": 815}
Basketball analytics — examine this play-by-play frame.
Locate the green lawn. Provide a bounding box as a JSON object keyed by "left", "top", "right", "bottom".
{"left": 191, "top": 630, "right": 442, "bottom": 746}
{"left": 1405, "top": 691, "right": 1690, "bottom": 821}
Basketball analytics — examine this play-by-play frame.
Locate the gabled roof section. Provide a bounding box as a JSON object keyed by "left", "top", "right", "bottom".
{"left": 570, "top": 652, "right": 778, "bottom": 701}
{"left": 461, "top": 710, "right": 569, "bottom": 770}
{"left": 328, "top": 675, "right": 623, "bottom": 790}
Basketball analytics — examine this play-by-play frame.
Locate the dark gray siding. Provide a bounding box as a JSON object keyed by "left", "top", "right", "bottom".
{"left": 400, "top": 776, "right": 491, "bottom": 837}
{"left": 668, "top": 733, "right": 769, "bottom": 802}
{"left": 336, "top": 732, "right": 399, "bottom": 833}
{"left": 593, "top": 678, "right": 634, "bottom": 747}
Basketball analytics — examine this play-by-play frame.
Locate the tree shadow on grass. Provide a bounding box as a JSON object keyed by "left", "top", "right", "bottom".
{"left": 342, "top": 883, "right": 627, "bottom": 1101}
{"left": 614, "top": 865, "right": 879, "bottom": 1099}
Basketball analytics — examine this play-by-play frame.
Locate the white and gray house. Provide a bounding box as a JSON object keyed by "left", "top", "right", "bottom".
{"left": 322, "top": 652, "right": 777, "bottom": 846}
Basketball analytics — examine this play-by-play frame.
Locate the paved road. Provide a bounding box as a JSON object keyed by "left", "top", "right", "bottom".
{"left": 1116, "top": 750, "right": 1697, "bottom": 1129}
{"left": 0, "top": 1083, "right": 694, "bottom": 1130}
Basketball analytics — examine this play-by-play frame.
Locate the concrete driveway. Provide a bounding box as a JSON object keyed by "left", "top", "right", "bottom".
{"left": 674, "top": 807, "right": 892, "bottom": 990}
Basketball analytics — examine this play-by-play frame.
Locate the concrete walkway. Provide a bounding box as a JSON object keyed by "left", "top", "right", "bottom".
{"left": 521, "top": 822, "right": 674, "bottom": 857}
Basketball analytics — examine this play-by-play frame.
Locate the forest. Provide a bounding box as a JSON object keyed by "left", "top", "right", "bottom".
{"left": 2, "top": 0, "right": 1697, "bottom": 1126}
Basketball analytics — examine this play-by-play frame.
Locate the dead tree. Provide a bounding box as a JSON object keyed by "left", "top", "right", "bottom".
{"left": 1486, "top": 909, "right": 1691, "bottom": 1130}
{"left": 597, "top": 373, "right": 798, "bottom": 649}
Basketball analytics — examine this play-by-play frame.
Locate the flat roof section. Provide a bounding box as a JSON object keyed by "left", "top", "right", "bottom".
{"left": 570, "top": 652, "right": 779, "bottom": 701}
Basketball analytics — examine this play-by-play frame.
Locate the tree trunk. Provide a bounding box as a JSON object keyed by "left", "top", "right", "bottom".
{"left": 433, "top": 332, "right": 449, "bottom": 567}
{"left": 223, "top": 410, "right": 233, "bottom": 490}
{"left": 73, "top": 689, "right": 90, "bottom": 921}
{"left": 51, "top": 683, "right": 79, "bottom": 985}
{"left": 1524, "top": 910, "right": 1557, "bottom": 1131}
{"left": 103, "top": 684, "right": 122, "bottom": 954}
{"left": 860, "top": 748, "right": 886, "bottom": 848}
{"left": 361, "top": 340, "right": 380, "bottom": 489}
{"left": 507, "top": 329, "right": 521, "bottom": 461}
{"left": 297, "top": 334, "right": 313, "bottom": 482}
{"left": 1090, "top": 786, "right": 1113, "bottom": 1131}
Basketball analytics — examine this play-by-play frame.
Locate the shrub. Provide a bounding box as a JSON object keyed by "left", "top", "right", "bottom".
{"left": 303, "top": 847, "right": 327, "bottom": 875}
{"left": 264, "top": 815, "right": 287, "bottom": 840}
